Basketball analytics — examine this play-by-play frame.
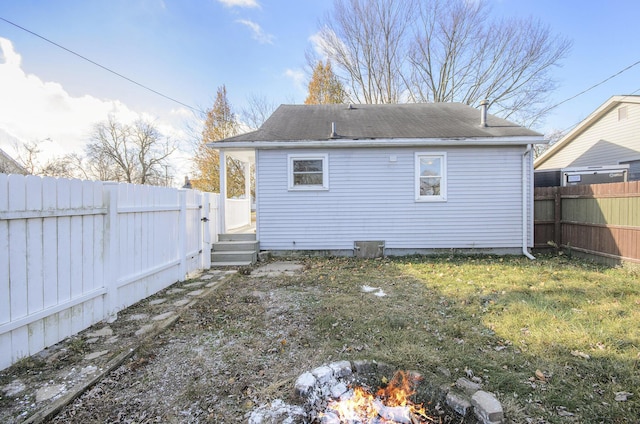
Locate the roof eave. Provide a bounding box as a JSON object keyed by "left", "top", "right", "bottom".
{"left": 534, "top": 95, "right": 640, "bottom": 167}
{"left": 209, "top": 136, "right": 545, "bottom": 150}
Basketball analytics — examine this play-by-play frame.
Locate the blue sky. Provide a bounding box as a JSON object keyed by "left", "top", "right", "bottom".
{"left": 1, "top": 0, "right": 640, "bottom": 182}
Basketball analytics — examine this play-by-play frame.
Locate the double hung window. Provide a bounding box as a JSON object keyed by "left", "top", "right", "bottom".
{"left": 288, "top": 154, "right": 328, "bottom": 190}
{"left": 415, "top": 152, "right": 447, "bottom": 201}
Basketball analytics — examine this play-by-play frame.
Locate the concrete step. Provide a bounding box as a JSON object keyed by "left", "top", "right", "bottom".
{"left": 213, "top": 240, "right": 259, "bottom": 252}
{"left": 212, "top": 250, "right": 257, "bottom": 264}
{"left": 219, "top": 233, "right": 256, "bottom": 242}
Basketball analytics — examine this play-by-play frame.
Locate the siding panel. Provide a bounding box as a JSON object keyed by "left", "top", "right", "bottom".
{"left": 257, "top": 146, "right": 528, "bottom": 251}
{"left": 538, "top": 103, "right": 640, "bottom": 170}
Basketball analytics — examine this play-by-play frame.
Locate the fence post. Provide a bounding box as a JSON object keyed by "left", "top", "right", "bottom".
{"left": 102, "top": 182, "right": 118, "bottom": 319}
{"left": 178, "top": 189, "right": 187, "bottom": 279}
{"left": 554, "top": 186, "right": 562, "bottom": 248}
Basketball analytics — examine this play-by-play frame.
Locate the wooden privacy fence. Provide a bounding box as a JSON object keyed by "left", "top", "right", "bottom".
{"left": 0, "top": 174, "right": 220, "bottom": 371}
{"left": 534, "top": 181, "right": 640, "bottom": 264}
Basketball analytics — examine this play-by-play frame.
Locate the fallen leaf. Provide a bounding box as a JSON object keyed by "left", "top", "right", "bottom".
{"left": 571, "top": 350, "right": 590, "bottom": 359}
{"left": 535, "top": 369, "right": 546, "bottom": 381}
{"left": 556, "top": 406, "right": 574, "bottom": 417}
{"left": 615, "top": 391, "right": 633, "bottom": 402}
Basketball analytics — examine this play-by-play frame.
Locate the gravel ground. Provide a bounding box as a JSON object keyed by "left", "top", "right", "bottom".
{"left": 47, "top": 264, "right": 328, "bottom": 423}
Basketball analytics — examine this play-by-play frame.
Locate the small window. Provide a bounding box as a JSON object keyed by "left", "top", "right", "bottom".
{"left": 618, "top": 106, "right": 628, "bottom": 121}
{"left": 415, "top": 152, "right": 447, "bottom": 201}
{"left": 288, "top": 154, "right": 328, "bottom": 190}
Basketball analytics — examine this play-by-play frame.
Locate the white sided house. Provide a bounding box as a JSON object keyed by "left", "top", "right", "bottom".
{"left": 535, "top": 95, "right": 640, "bottom": 184}
{"left": 212, "top": 103, "right": 544, "bottom": 257}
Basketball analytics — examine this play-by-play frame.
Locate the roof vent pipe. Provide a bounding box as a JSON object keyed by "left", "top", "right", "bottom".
{"left": 480, "top": 99, "right": 489, "bottom": 127}
{"left": 330, "top": 121, "right": 338, "bottom": 138}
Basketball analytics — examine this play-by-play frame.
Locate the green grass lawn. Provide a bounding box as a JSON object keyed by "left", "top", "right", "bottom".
{"left": 297, "top": 254, "right": 639, "bottom": 423}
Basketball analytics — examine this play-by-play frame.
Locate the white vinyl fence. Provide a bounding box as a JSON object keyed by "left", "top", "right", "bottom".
{"left": 225, "top": 198, "right": 251, "bottom": 230}
{"left": 0, "top": 174, "right": 220, "bottom": 371}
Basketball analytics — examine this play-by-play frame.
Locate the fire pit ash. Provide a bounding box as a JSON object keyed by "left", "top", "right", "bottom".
{"left": 247, "top": 360, "right": 502, "bottom": 424}
{"left": 318, "top": 369, "right": 431, "bottom": 424}
{"left": 293, "top": 360, "right": 465, "bottom": 424}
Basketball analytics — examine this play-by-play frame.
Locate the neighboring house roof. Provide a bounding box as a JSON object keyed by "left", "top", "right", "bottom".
{"left": 215, "top": 103, "right": 542, "bottom": 148}
{"left": 0, "top": 147, "right": 28, "bottom": 175}
{"left": 534, "top": 95, "right": 640, "bottom": 169}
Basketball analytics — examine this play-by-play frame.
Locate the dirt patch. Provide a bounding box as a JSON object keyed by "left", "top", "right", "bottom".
{"left": 0, "top": 270, "right": 232, "bottom": 424}
{"left": 47, "top": 262, "right": 327, "bottom": 423}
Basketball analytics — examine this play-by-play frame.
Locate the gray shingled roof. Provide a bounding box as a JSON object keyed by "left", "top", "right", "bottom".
{"left": 226, "top": 103, "right": 540, "bottom": 142}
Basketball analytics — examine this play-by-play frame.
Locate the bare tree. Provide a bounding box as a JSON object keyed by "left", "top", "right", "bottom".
{"left": 534, "top": 128, "right": 565, "bottom": 158}
{"left": 131, "top": 120, "right": 174, "bottom": 185}
{"left": 407, "top": 0, "right": 571, "bottom": 125}
{"left": 318, "top": 0, "right": 413, "bottom": 104}
{"left": 86, "top": 116, "right": 175, "bottom": 185}
{"left": 317, "top": 0, "right": 571, "bottom": 125}
{"left": 13, "top": 139, "right": 79, "bottom": 178}
{"left": 241, "top": 93, "right": 278, "bottom": 130}
{"left": 14, "top": 140, "right": 41, "bottom": 175}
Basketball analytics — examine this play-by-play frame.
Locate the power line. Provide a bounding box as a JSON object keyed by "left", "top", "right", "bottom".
{"left": 558, "top": 86, "right": 640, "bottom": 135}
{"left": 542, "top": 58, "right": 640, "bottom": 116}
{"left": 0, "top": 16, "right": 205, "bottom": 115}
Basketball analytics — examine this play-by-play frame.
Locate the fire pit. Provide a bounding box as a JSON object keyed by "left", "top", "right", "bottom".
{"left": 248, "top": 360, "right": 503, "bottom": 423}
{"left": 318, "top": 369, "right": 432, "bottom": 423}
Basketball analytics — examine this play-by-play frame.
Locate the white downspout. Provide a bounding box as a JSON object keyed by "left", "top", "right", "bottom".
{"left": 522, "top": 144, "right": 536, "bottom": 260}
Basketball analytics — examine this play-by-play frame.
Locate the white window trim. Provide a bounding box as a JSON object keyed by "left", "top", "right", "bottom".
{"left": 288, "top": 153, "right": 329, "bottom": 191}
{"left": 415, "top": 152, "right": 447, "bottom": 202}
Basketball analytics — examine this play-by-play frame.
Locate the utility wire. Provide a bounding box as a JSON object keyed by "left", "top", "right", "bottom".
{"left": 541, "top": 58, "right": 640, "bottom": 117}
{"left": 0, "top": 16, "right": 205, "bottom": 115}
{"left": 558, "top": 86, "right": 640, "bottom": 135}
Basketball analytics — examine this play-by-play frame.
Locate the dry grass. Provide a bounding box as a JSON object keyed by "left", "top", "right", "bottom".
{"left": 47, "top": 254, "right": 639, "bottom": 423}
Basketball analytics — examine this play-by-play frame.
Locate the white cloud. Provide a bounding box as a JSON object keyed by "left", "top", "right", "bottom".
{"left": 0, "top": 37, "right": 193, "bottom": 185}
{"left": 284, "top": 68, "right": 306, "bottom": 92}
{"left": 218, "top": 0, "right": 260, "bottom": 8}
{"left": 236, "top": 19, "right": 274, "bottom": 45}
{"left": 0, "top": 39, "right": 138, "bottom": 158}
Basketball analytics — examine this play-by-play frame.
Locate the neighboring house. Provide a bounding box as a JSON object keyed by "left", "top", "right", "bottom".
{"left": 211, "top": 103, "right": 544, "bottom": 257}
{"left": 535, "top": 95, "right": 640, "bottom": 185}
{"left": 0, "top": 147, "right": 28, "bottom": 175}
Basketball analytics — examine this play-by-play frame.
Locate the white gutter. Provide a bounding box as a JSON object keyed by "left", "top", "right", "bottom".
{"left": 522, "top": 144, "right": 536, "bottom": 260}
{"left": 209, "top": 136, "right": 545, "bottom": 150}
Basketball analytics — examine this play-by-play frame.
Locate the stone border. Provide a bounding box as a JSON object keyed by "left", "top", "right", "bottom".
{"left": 249, "top": 360, "right": 505, "bottom": 424}
{"left": 15, "top": 273, "right": 234, "bottom": 424}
